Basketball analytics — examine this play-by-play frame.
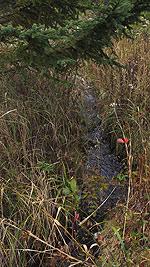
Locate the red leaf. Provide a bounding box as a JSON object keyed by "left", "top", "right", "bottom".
{"left": 124, "top": 137, "right": 128, "bottom": 144}
{"left": 117, "top": 138, "right": 124, "bottom": 143}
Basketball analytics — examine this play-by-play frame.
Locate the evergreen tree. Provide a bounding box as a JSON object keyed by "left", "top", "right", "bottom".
{"left": 0, "top": 0, "right": 150, "bottom": 75}
{"left": 0, "top": 0, "right": 87, "bottom": 27}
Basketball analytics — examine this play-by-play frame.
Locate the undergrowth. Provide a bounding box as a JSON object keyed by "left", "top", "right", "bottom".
{"left": 0, "top": 71, "right": 91, "bottom": 266}
{"left": 80, "top": 18, "right": 150, "bottom": 266}
{"left": 82, "top": 19, "right": 150, "bottom": 165}
{"left": 0, "top": 19, "right": 150, "bottom": 267}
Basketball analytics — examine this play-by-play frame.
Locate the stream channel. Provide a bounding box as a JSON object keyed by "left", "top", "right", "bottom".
{"left": 77, "top": 81, "right": 127, "bottom": 244}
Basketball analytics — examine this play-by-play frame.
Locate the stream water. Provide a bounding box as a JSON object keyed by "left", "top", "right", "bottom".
{"left": 79, "top": 83, "right": 127, "bottom": 221}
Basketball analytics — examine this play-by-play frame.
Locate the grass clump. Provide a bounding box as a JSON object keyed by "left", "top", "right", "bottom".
{"left": 0, "top": 71, "right": 92, "bottom": 266}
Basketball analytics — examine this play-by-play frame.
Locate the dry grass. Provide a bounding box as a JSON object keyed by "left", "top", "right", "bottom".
{"left": 82, "top": 20, "right": 150, "bottom": 166}
{"left": 97, "top": 153, "right": 150, "bottom": 266}
{"left": 0, "top": 20, "right": 150, "bottom": 266}
{"left": 0, "top": 71, "right": 92, "bottom": 266}
{"left": 80, "top": 20, "right": 150, "bottom": 266}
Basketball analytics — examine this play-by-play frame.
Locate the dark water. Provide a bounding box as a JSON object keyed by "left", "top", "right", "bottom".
{"left": 80, "top": 86, "right": 127, "bottom": 221}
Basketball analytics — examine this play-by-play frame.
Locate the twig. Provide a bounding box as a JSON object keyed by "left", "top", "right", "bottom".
{"left": 0, "top": 109, "right": 17, "bottom": 119}
{"left": 79, "top": 186, "right": 116, "bottom": 226}
{"left": 1, "top": 219, "right": 83, "bottom": 264}
{"left": 114, "top": 105, "right": 133, "bottom": 240}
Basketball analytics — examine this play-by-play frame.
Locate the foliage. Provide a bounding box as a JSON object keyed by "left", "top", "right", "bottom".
{"left": 82, "top": 18, "right": 150, "bottom": 168}
{"left": 0, "top": 0, "right": 86, "bottom": 27}
{"left": 80, "top": 21, "right": 150, "bottom": 266}
{"left": 0, "top": 1, "right": 150, "bottom": 266}
{"left": 0, "top": 1, "right": 150, "bottom": 76}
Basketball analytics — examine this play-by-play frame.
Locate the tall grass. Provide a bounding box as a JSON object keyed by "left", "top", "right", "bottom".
{"left": 81, "top": 20, "right": 150, "bottom": 266}
{"left": 82, "top": 20, "right": 150, "bottom": 166}
{"left": 0, "top": 71, "right": 91, "bottom": 266}
{"left": 0, "top": 20, "right": 150, "bottom": 266}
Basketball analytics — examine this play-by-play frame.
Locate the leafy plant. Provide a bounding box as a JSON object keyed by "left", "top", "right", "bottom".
{"left": 37, "top": 161, "right": 79, "bottom": 212}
